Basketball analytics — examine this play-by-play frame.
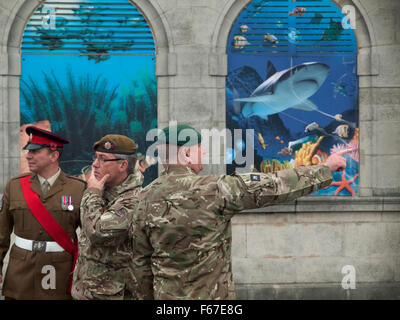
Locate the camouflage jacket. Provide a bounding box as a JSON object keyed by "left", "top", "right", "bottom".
{"left": 72, "top": 172, "right": 143, "bottom": 300}
{"left": 130, "top": 164, "right": 332, "bottom": 300}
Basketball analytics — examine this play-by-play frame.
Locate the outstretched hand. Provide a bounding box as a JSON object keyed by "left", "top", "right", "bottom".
{"left": 324, "top": 149, "right": 353, "bottom": 173}
{"left": 87, "top": 168, "right": 110, "bottom": 191}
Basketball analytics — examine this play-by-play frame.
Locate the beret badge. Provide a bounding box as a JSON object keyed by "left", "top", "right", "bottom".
{"left": 102, "top": 141, "right": 114, "bottom": 150}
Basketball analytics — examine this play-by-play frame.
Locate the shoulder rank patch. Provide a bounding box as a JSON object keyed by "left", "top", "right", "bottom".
{"left": 250, "top": 174, "right": 260, "bottom": 182}
{"left": 115, "top": 209, "right": 126, "bottom": 218}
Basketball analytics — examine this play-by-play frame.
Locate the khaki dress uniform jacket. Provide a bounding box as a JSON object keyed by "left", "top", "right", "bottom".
{"left": 0, "top": 171, "right": 85, "bottom": 300}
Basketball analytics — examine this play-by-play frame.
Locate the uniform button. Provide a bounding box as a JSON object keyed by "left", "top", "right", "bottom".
{"left": 42, "top": 199, "right": 46, "bottom": 203}
{"left": 39, "top": 231, "right": 43, "bottom": 235}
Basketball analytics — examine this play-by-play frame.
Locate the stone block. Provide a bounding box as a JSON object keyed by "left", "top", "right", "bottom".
{"left": 232, "top": 224, "right": 246, "bottom": 258}
{"left": 169, "top": 88, "right": 216, "bottom": 122}
{"left": 296, "top": 212, "right": 381, "bottom": 224}
{"left": 4, "top": 122, "right": 20, "bottom": 158}
{"left": 369, "top": 8, "right": 397, "bottom": 46}
{"left": 165, "top": 8, "right": 194, "bottom": 45}
{"left": 209, "top": 53, "right": 227, "bottom": 76}
{"left": 348, "top": 283, "right": 400, "bottom": 300}
{"left": 372, "top": 46, "right": 400, "bottom": 88}
{"left": 232, "top": 212, "right": 296, "bottom": 225}
{"left": 358, "top": 153, "right": 373, "bottom": 192}
{"left": 359, "top": 120, "right": 373, "bottom": 156}
{"left": 382, "top": 198, "right": 400, "bottom": 212}
{"left": 246, "top": 224, "right": 298, "bottom": 258}
{"left": 232, "top": 257, "right": 296, "bottom": 284}
{"left": 156, "top": 87, "right": 170, "bottom": 124}
{"left": 297, "top": 223, "right": 344, "bottom": 257}
{"left": 176, "top": 48, "right": 210, "bottom": 77}
{"left": 344, "top": 222, "right": 400, "bottom": 257}
{"left": 295, "top": 257, "right": 347, "bottom": 283}
{"left": 372, "top": 121, "right": 400, "bottom": 156}
{"left": 371, "top": 155, "right": 400, "bottom": 194}
{"left": 373, "top": 105, "right": 400, "bottom": 122}
{"left": 5, "top": 87, "right": 20, "bottom": 123}
{"left": 350, "top": 256, "right": 396, "bottom": 283}
{"left": 191, "top": 7, "right": 219, "bottom": 46}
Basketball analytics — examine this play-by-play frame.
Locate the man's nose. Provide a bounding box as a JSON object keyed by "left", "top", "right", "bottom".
{"left": 92, "top": 157, "right": 100, "bottom": 167}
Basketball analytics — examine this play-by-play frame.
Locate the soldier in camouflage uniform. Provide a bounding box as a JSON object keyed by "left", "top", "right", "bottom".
{"left": 72, "top": 134, "right": 142, "bottom": 300}
{"left": 130, "top": 124, "right": 350, "bottom": 300}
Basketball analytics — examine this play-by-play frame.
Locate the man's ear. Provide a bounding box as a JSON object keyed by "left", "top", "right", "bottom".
{"left": 185, "top": 146, "right": 191, "bottom": 158}
{"left": 177, "top": 146, "right": 190, "bottom": 164}
{"left": 49, "top": 150, "right": 60, "bottom": 163}
{"left": 119, "top": 160, "right": 128, "bottom": 171}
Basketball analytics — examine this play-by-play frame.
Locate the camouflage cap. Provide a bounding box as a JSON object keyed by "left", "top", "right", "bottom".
{"left": 93, "top": 134, "right": 137, "bottom": 155}
{"left": 158, "top": 124, "right": 202, "bottom": 146}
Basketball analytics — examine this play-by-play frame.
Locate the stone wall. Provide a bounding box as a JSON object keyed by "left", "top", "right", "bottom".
{"left": 0, "top": 0, "right": 399, "bottom": 299}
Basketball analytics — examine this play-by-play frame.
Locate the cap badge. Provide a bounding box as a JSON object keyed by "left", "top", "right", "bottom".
{"left": 103, "top": 141, "right": 114, "bottom": 150}
{"left": 29, "top": 133, "right": 33, "bottom": 142}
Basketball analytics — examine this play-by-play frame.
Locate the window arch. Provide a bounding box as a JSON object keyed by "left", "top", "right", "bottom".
{"left": 20, "top": 0, "right": 157, "bottom": 185}
{"left": 226, "top": 0, "right": 359, "bottom": 196}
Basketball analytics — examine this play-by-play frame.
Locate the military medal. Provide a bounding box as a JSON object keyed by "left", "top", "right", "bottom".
{"left": 67, "top": 196, "right": 74, "bottom": 211}
{"left": 61, "top": 196, "right": 68, "bottom": 210}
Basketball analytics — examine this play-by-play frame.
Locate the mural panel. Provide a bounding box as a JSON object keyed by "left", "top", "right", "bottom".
{"left": 226, "top": 0, "right": 359, "bottom": 196}
{"left": 20, "top": 0, "right": 157, "bottom": 186}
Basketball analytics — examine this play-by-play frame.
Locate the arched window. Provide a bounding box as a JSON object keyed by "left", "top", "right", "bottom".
{"left": 226, "top": 0, "right": 359, "bottom": 196}
{"left": 20, "top": 0, "right": 157, "bottom": 185}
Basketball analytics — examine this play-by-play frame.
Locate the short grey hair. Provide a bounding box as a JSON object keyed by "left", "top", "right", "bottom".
{"left": 115, "top": 153, "right": 137, "bottom": 175}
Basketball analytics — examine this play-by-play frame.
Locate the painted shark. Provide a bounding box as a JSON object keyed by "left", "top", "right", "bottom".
{"left": 235, "top": 61, "right": 330, "bottom": 119}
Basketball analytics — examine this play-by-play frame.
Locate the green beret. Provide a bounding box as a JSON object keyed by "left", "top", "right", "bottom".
{"left": 93, "top": 134, "right": 137, "bottom": 155}
{"left": 158, "top": 124, "right": 202, "bottom": 146}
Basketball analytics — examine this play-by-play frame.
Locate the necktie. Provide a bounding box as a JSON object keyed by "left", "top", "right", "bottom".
{"left": 42, "top": 180, "right": 50, "bottom": 195}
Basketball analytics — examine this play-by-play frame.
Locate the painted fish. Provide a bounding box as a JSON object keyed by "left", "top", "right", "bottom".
{"left": 257, "top": 132, "right": 267, "bottom": 149}
{"left": 278, "top": 147, "right": 292, "bottom": 156}
{"left": 233, "top": 35, "right": 250, "bottom": 49}
{"left": 334, "top": 114, "right": 343, "bottom": 122}
{"left": 332, "top": 124, "right": 349, "bottom": 138}
{"left": 305, "top": 122, "right": 319, "bottom": 133}
{"left": 235, "top": 62, "right": 330, "bottom": 120}
{"left": 311, "top": 149, "right": 328, "bottom": 165}
{"left": 289, "top": 7, "right": 306, "bottom": 17}
{"left": 275, "top": 136, "right": 280, "bottom": 141}
{"left": 264, "top": 33, "right": 279, "bottom": 44}
{"left": 240, "top": 25, "right": 249, "bottom": 33}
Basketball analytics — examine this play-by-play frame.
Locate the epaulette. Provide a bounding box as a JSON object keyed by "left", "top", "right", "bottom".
{"left": 11, "top": 172, "right": 32, "bottom": 181}
{"left": 65, "top": 174, "right": 87, "bottom": 186}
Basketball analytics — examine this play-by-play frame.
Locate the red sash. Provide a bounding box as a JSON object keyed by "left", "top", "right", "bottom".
{"left": 20, "top": 175, "right": 78, "bottom": 293}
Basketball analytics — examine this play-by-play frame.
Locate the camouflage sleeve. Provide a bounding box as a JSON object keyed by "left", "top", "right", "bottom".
{"left": 216, "top": 164, "right": 332, "bottom": 213}
{"left": 130, "top": 201, "right": 154, "bottom": 300}
{"left": 80, "top": 188, "right": 133, "bottom": 246}
{"left": 0, "top": 181, "right": 12, "bottom": 273}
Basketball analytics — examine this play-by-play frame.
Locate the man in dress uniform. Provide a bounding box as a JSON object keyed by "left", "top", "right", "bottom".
{"left": 71, "top": 134, "right": 143, "bottom": 300}
{"left": 0, "top": 126, "right": 86, "bottom": 300}
{"left": 130, "top": 124, "right": 350, "bottom": 300}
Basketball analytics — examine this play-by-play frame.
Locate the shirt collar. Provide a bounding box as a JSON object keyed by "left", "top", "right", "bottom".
{"left": 37, "top": 168, "right": 61, "bottom": 187}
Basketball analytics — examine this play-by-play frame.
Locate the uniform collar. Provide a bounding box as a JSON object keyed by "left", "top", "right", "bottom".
{"left": 37, "top": 168, "right": 61, "bottom": 187}
{"left": 29, "top": 170, "right": 66, "bottom": 199}
{"left": 161, "top": 165, "right": 195, "bottom": 176}
{"left": 104, "top": 171, "right": 144, "bottom": 199}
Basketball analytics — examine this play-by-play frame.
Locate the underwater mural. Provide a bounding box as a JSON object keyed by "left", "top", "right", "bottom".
{"left": 226, "top": 0, "right": 359, "bottom": 196}
{"left": 20, "top": 0, "right": 157, "bottom": 186}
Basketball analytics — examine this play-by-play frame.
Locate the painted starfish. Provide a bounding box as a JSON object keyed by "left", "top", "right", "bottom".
{"left": 325, "top": 171, "right": 359, "bottom": 196}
